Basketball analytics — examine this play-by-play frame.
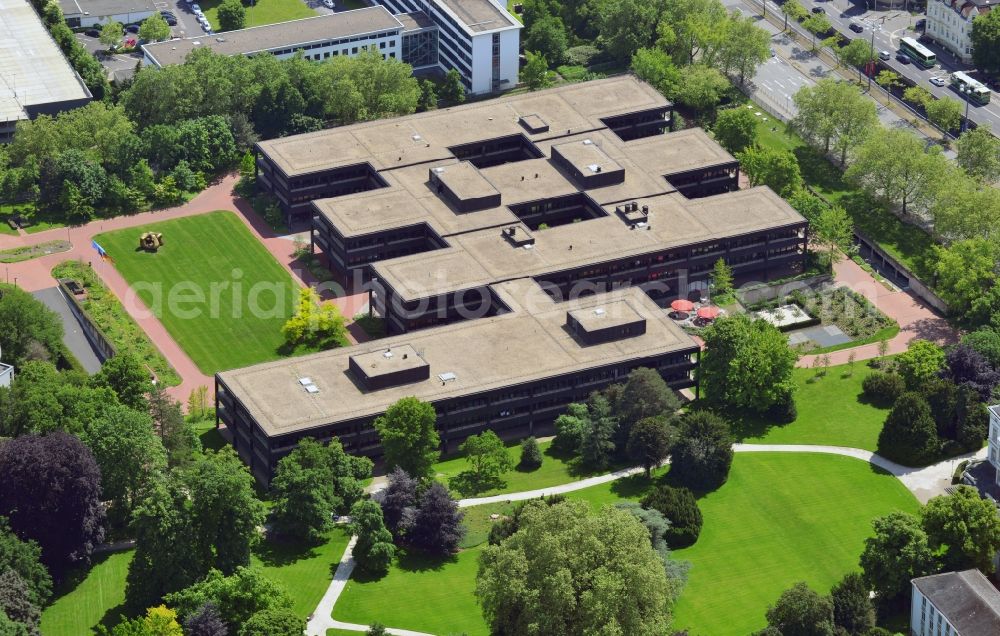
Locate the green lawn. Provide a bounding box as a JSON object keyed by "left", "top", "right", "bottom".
{"left": 733, "top": 363, "right": 890, "bottom": 451}
{"left": 202, "top": 0, "right": 315, "bottom": 30}
{"left": 752, "top": 114, "right": 936, "bottom": 279}
{"left": 337, "top": 453, "right": 915, "bottom": 636}
{"left": 40, "top": 550, "right": 133, "bottom": 635}
{"left": 252, "top": 529, "right": 352, "bottom": 618}
{"left": 671, "top": 453, "right": 918, "bottom": 635}
{"left": 333, "top": 547, "right": 487, "bottom": 636}
{"left": 433, "top": 439, "right": 626, "bottom": 498}
{"left": 95, "top": 211, "right": 302, "bottom": 374}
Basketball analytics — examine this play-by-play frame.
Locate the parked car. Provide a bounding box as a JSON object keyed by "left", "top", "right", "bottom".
{"left": 125, "top": 24, "right": 140, "bottom": 33}
{"left": 811, "top": 6, "right": 824, "bottom": 13}
{"left": 896, "top": 52, "right": 911, "bottom": 64}
{"left": 916, "top": 18, "right": 926, "bottom": 30}
{"left": 849, "top": 22, "right": 863, "bottom": 33}
{"left": 160, "top": 10, "right": 176, "bottom": 18}
{"left": 879, "top": 50, "right": 891, "bottom": 60}
{"left": 84, "top": 28, "right": 99, "bottom": 37}
{"left": 322, "top": 0, "right": 335, "bottom": 7}
{"left": 164, "top": 16, "right": 177, "bottom": 25}
{"left": 930, "top": 76, "right": 946, "bottom": 87}
{"left": 201, "top": 21, "right": 212, "bottom": 31}
{"left": 191, "top": 3, "right": 201, "bottom": 11}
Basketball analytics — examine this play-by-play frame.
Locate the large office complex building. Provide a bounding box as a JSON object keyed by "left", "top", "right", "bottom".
{"left": 0, "top": 0, "right": 93, "bottom": 143}
{"left": 222, "top": 78, "right": 808, "bottom": 483}
{"left": 910, "top": 570, "right": 1000, "bottom": 636}
{"left": 142, "top": 0, "right": 517, "bottom": 94}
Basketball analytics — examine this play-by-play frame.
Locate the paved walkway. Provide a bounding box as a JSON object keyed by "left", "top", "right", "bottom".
{"left": 308, "top": 443, "right": 978, "bottom": 635}
{"left": 797, "top": 257, "right": 957, "bottom": 368}
{"left": 3, "top": 175, "right": 369, "bottom": 402}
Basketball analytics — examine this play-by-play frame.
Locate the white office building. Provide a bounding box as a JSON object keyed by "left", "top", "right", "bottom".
{"left": 987, "top": 405, "right": 1000, "bottom": 484}
{"left": 372, "top": 0, "right": 520, "bottom": 94}
{"left": 58, "top": 0, "right": 158, "bottom": 28}
{"left": 925, "top": 0, "right": 992, "bottom": 64}
{"left": 911, "top": 570, "right": 1000, "bottom": 636}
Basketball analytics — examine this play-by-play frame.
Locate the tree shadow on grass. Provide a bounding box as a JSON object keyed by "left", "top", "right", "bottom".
{"left": 97, "top": 603, "right": 128, "bottom": 634}
{"left": 449, "top": 471, "right": 507, "bottom": 498}
{"left": 351, "top": 548, "right": 457, "bottom": 583}
{"left": 255, "top": 536, "right": 323, "bottom": 568}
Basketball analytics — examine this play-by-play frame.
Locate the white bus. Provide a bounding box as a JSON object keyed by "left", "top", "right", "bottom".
{"left": 951, "top": 71, "right": 991, "bottom": 105}
{"left": 898, "top": 37, "right": 936, "bottom": 68}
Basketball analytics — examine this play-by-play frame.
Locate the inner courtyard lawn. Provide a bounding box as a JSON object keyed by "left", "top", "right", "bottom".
{"left": 201, "top": 0, "right": 316, "bottom": 30}
{"left": 333, "top": 453, "right": 916, "bottom": 636}
{"left": 40, "top": 550, "right": 133, "bottom": 635}
{"left": 95, "top": 211, "right": 302, "bottom": 374}
{"left": 252, "top": 529, "right": 352, "bottom": 618}
{"left": 731, "top": 363, "right": 890, "bottom": 451}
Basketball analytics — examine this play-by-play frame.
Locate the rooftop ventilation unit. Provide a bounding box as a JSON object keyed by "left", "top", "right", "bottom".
{"left": 383, "top": 349, "right": 393, "bottom": 359}
{"left": 297, "top": 377, "right": 313, "bottom": 386}
{"left": 438, "top": 371, "right": 457, "bottom": 382}
{"left": 412, "top": 134, "right": 422, "bottom": 141}
{"left": 594, "top": 307, "right": 606, "bottom": 316}
{"left": 304, "top": 384, "right": 319, "bottom": 394}
{"left": 582, "top": 139, "right": 594, "bottom": 145}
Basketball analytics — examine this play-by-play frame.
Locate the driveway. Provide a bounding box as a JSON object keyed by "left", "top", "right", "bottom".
{"left": 32, "top": 287, "right": 104, "bottom": 374}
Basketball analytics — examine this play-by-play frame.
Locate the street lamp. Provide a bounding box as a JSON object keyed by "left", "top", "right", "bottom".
{"left": 961, "top": 85, "right": 971, "bottom": 133}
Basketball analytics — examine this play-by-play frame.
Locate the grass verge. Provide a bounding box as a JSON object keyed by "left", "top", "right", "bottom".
{"left": 252, "top": 529, "right": 352, "bottom": 618}
{"left": 202, "top": 0, "right": 315, "bottom": 30}
{"left": 40, "top": 550, "right": 133, "bottom": 635}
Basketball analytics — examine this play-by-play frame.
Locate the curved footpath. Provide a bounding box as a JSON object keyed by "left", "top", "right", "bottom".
{"left": 305, "top": 444, "right": 986, "bottom": 636}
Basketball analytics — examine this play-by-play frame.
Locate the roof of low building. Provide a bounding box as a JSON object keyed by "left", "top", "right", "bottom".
{"left": 435, "top": 0, "right": 520, "bottom": 33}
{"left": 913, "top": 570, "right": 1000, "bottom": 635}
{"left": 57, "top": 0, "right": 157, "bottom": 18}
{"left": 141, "top": 6, "right": 403, "bottom": 67}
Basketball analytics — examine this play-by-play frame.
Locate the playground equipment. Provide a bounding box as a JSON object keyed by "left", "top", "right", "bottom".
{"left": 139, "top": 232, "right": 164, "bottom": 252}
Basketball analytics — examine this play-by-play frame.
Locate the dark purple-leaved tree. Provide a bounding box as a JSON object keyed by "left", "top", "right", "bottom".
{"left": 943, "top": 344, "right": 1000, "bottom": 401}
{"left": 0, "top": 432, "right": 105, "bottom": 573}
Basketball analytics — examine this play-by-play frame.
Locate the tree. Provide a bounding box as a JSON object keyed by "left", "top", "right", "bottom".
{"left": 417, "top": 80, "right": 437, "bottom": 111}
{"left": 831, "top": 572, "right": 875, "bottom": 635}
{"left": 812, "top": 205, "right": 852, "bottom": 271}
{"left": 641, "top": 484, "right": 703, "bottom": 548}
{"left": 366, "top": 624, "right": 387, "bottom": 636}
{"left": 669, "top": 410, "right": 734, "bottom": 490}
{"left": 0, "top": 519, "right": 52, "bottom": 608}
{"left": 0, "top": 570, "right": 40, "bottom": 635}
{"left": 614, "top": 502, "right": 688, "bottom": 601}
{"left": 350, "top": 500, "right": 395, "bottom": 575}
{"left": 874, "top": 70, "right": 900, "bottom": 105}
{"left": 627, "top": 417, "right": 674, "bottom": 477}
{"left": 765, "top": 582, "right": 835, "bottom": 636}
{"left": 0, "top": 284, "right": 64, "bottom": 366}
{"left": 896, "top": 340, "right": 946, "bottom": 390}
{"left": 614, "top": 367, "right": 681, "bottom": 452}
{"left": 408, "top": 483, "right": 464, "bottom": 555}
{"left": 0, "top": 609, "right": 29, "bottom": 636}
{"left": 962, "top": 328, "right": 1000, "bottom": 369}
{"left": 524, "top": 14, "right": 567, "bottom": 65}
{"left": 737, "top": 146, "right": 801, "bottom": 196}
{"left": 521, "top": 51, "right": 551, "bottom": 91}
{"left": 377, "top": 467, "right": 419, "bottom": 538}
{"left": 802, "top": 13, "right": 831, "bottom": 49}
{"left": 183, "top": 603, "right": 228, "bottom": 636}
{"left": 81, "top": 403, "right": 167, "bottom": 526}
{"left": 674, "top": 64, "right": 730, "bottom": 118}
{"left": 595, "top": 0, "right": 661, "bottom": 62}
{"left": 710, "top": 258, "right": 734, "bottom": 298}
{"left": 659, "top": 0, "right": 728, "bottom": 66}
{"left": 216, "top": 0, "right": 246, "bottom": 31}
{"left": 903, "top": 86, "right": 932, "bottom": 110}
{"left": 99, "top": 21, "right": 122, "bottom": 51}
{"left": 860, "top": 511, "right": 936, "bottom": 601}
{"left": 455, "top": 430, "right": 513, "bottom": 493}
{"left": 439, "top": 69, "right": 465, "bottom": 105}
{"left": 238, "top": 607, "right": 303, "bottom": 636}
{"left": 717, "top": 12, "right": 770, "bottom": 85}
{"left": 712, "top": 108, "right": 758, "bottom": 154}
{"left": 93, "top": 353, "right": 150, "bottom": 411}
{"left": 477, "top": 500, "right": 676, "bottom": 636}
{"left": 877, "top": 392, "right": 939, "bottom": 465}
{"left": 955, "top": 125, "right": 1000, "bottom": 182}
{"left": 373, "top": 397, "right": 440, "bottom": 480}
{"left": 972, "top": 9, "right": 1000, "bottom": 73}
{"left": 925, "top": 97, "right": 963, "bottom": 138}
{"left": 846, "top": 128, "right": 946, "bottom": 218}
{"left": 781, "top": 0, "right": 808, "bottom": 29}
{"left": 139, "top": 13, "right": 170, "bottom": 42}
{"left": 922, "top": 485, "right": 1000, "bottom": 572}
{"left": 933, "top": 239, "right": 1000, "bottom": 320}
{"left": 164, "top": 567, "right": 294, "bottom": 630}
{"left": 518, "top": 436, "right": 543, "bottom": 470}
{"left": 944, "top": 344, "right": 1000, "bottom": 401}
{"left": 579, "top": 392, "right": 617, "bottom": 470}
{"left": 0, "top": 433, "right": 105, "bottom": 573}
{"left": 269, "top": 437, "right": 370, "bottom": 541}
{"left": 837, "top": 38, "right": 875, "bottom": 79}
{"left": 630, "top": 48, "right": 681, "bottom": 99}
{"left": 187, "top": 449, "right": 266, "bottom": 576}
{"left": 699, "top": 313, "right": 798, "bottom": 413}
{"left": 280, "top": 287, "right": 348, "bottom": 350}
{"left": 149, "top": 385, "right": 199, "bottom": 468}
{"left": 861, "top": 371, "right": 906, "bottom": 405}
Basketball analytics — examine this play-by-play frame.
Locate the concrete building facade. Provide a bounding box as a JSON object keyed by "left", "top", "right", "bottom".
{"left": 925, "top": 0, "right": 992, "bottom": 64}
{"left": 58, "top": 0, "right": 157, "bottom": 28}
{"left": 911, "top": 570, "right": 1000, "bottom": 636}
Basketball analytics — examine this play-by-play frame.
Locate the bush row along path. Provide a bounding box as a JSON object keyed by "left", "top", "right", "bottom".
{"left": 0, "top": 175, "right": 371, "bottom": 402}
{"left": 306, "top": 444, "right": 986, "bottom": 636}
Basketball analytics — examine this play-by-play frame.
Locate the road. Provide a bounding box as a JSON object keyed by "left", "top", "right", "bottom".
{"left": 32, "top": 287, "right": 104, "bottom": 373}
{"left": 752, "top": 0, "right": 1000, "bottom": 131}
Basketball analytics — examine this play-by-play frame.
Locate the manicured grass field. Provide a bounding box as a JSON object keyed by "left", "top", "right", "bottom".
{"left": 40, "top": 550, "right": 133, "bottom": 635}
{"left": 253, "top": 529, "right": 352, "bottom": 618}
{"left": 333, "top": 547, "right": 487, "bottom": 636}
{"left": 95, "top": 211, "right": 301, "bottom": 374}
{"left": 433, "top": 439, "right": 626, "bottom": 498}
{"left": 734, "top": 363, "right": 890, "bottom": 451}
{"left": 336, "top": 453, "right": 915, "bottom": 635}
{"left": 201, "top": 0, "right": 316, "bottom": 30}
{"left": 671, "top": 453, "right": 918, "bottom": 635}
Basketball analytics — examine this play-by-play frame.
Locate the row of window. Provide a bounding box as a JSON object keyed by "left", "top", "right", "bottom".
{"left": 269, "top": 34, "right": 398, "bottom": 57}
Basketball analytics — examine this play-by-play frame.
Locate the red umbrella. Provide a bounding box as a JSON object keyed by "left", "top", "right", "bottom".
{"left": 697, "top": 306, "right": 721, "bottom": 320}
{"left": 670, "top": 299, "right": 695, "bottom": 312}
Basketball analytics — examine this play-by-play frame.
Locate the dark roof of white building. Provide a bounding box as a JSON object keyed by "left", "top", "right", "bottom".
{"left": 913, "top": 570, "right": 1000, "bottom": 635}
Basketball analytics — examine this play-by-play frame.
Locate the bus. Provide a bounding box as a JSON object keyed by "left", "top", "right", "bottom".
{"left": 898, "top": 37, "right": 937, "bottom": 68}
{"left": 951, "top": 71, "right": 992, "bottom": 105}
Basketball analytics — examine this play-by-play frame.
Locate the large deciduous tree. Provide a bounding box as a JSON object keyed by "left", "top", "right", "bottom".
{"left": 699, "top": 313, "right": 797, "bottom": 413}
{"left": 373, "top": 397, "right": 440, "bottom": 480}
{"left": 377, "top": 467, "right": 419, "bottom": 539}
{"left": 972, "top": 10, "right": 1000, "bottom": 73}
{"left": 717, "top": 12, "right": 770, "bottom": 85}
{"left": 614, "top": 367, "right": 681, "bottom": 453}
{"left": 216, "top": 0, "right": 246, "bottom": 32}
{"left": 164, "top": 567, "right": 294, "bottom": 632}
{"left": 712, "top": 107, "right": 758, "bottom": 154}
{"left": 0, "top": 433, "right": 105, "bottom": 573}
{"left": 933, "top": 239, "right": 1000, "bottom": 322}
{"left": 765, "top": 582, "right": 835, "bottom": 636}
{"left": 139, "top": 13, "right": 170, "bottom": 42}
{"left": 877, "top": 392, "right": 939, "bottom": 466}
{"left": 407, "top": 483, "right": 464, "bottom": 555}
{"left": 669, "top": 410, "right": 734, "bottom": 491}
{"left": 92, "top": 352, "right": 150, "bottom": 411}
{"left": 860, "top": 511, "right": 937, "bottom": 601}
{"left": 0, "top": 519, "right": 51, "bottom": 608}
{"left": 349, "top": 500, "right": 395, "bottom": 575}
{"left": 477, "top": 500, "right": 676, "bottom": 636}
{"left": 831, "top": 572, "right": 875, "bottom": 635}
{"left": 454, "top": 430, "right": 513, "bottom": 493}
{"left": 922, "top": 486, "right": 1000, "bottom": 572}
{"left": 641, "top": 484, "right": 703, "bottom": 548}
{"left": 925, "top": 97, "right": 963, "bottom": 138}
{"left": 524, "top": 14, "right": 567, "bottom": 65}
{"left": 627, "top": 417, "right": 674, "bottom": 477}
{"left": 955, "top": 125, "right": 1000, "bottom": 183}
{"left": 0, "top": 284, "right": 64, "bottom": 367}
{"left": 737, "top": 146, "right": 801, "bottom": 196}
